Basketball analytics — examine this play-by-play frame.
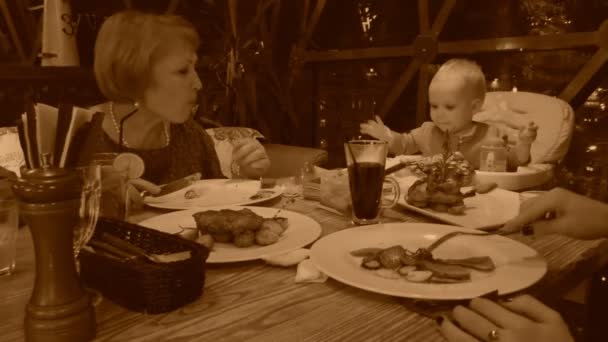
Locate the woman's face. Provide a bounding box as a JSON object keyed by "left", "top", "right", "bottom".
{"left": 140, "top": 40, "right": 201, "bottom": 123}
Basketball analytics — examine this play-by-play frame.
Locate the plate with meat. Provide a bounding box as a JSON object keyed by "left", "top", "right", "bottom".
{"left": 396, "top": 176, "right": 520, "bottom": 230}
{"left": 388, "top": 153, "right": 520, "bottom": 230}
{"left": 139, "top": 206, "right": 322, "bottom": 263}
{"left": 310, "top": 223, "right": 546, "bottom": 300}
{"left": 143, "top": 179, "right": 283, "bottom": 210}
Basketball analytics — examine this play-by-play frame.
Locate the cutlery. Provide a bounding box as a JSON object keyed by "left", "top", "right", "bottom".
{"left": 425, "top": 229, "right": 515, "bottom": 253}
{"left": 384, "top": 161, "right": 413, "bottom": 176}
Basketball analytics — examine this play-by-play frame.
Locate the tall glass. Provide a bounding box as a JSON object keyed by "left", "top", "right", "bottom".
{"left": 344, "top": 140, "right": 400, "bottom": 225}
{"left": 0, "top": 197, "right": 18, "bottom": 276}
{"left": 74, "top": 163, "right": 103, "bottom": 306}
{"left": 74, "top": 164, "right": 101, "bottom": 262}
{"left": 91, "top": 153, "right": 130, "bottom": 220}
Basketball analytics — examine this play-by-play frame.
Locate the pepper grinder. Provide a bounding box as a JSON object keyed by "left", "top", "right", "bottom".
{"left": 11, "top": 166, "right": 96, "bottom": 342}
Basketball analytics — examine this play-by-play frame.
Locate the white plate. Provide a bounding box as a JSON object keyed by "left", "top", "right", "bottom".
{"left": 143, "top": 179, "right": 282, "bottom": 210}
{"left": 395, "top": 175, "right": 520, "bottom": 230}
{"left": 138, "top": 206, "right": 322, "bottom": 263}
{"left": 310, "top": 223, "right": 546, "bottom": 300}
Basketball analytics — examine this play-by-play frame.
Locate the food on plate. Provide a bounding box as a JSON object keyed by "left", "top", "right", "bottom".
{"left": 249, "top": 190, "right": 276, "bottom": 201}
{"left": 472, "top": 181, "right": 498, "bottom": 194}
{"left": 196, "top": 234, "right": 215, "bottom": 250}
{"left": 151, "top": 173, "right": 202, "bottom": 196}
{"left": 192, "top": 208, "right": 288, "bottom": 248}
{"left": 176, "top": 227, "right": 199, "bottom": 241}
{"left": 351, "top": 244, "right": 495, "bottom": 284}
{"left": 405, "top": 151, "right": 475, "bottom": 215}
{"left": 112, "top": 152, "right": 145, "bottom": 179}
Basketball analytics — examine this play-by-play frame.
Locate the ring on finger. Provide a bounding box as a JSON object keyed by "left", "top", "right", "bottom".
{"left": 521, "top": 224, "right": 534, "bottom": 236}
{"left": 488, "top": 329, "right": 500, "bottom": 340}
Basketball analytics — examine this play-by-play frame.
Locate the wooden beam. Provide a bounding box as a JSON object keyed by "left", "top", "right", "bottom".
{"left": 418, "top": 0, "right": 429, "bottom": 33}
{"left": 166, "top": 0, "right": 180, "bottom": 14}
{"left": 0, "top": 65, "right": 95, "bottom": 80}
{"left": 303, "top": 45, "right": 415, "bottom": 62}
{"left": 439, "top": 32, "right": 599, "bottom": 54}
{"left": 300, "top": 0, "right": 326, "bottom": 47}
{"left": 377, "top": 58, "right": 422, "bottom": 119}
{"left": 228, "top": 0, "right": 238, "bottom": 38}
{"left": 0, "top": 0, "right": 27, "bottom": 61}
{"left": 560, "top": 47, "right": 608, "bottom": 103}
{"left": 431, "top": 0, "right": 456, "bottom": 36}
{"left": 300, "top": 0, "right": 310, "bottom": 33}
{"left": 416, "top": 64, "right": 431, "bottom": 125}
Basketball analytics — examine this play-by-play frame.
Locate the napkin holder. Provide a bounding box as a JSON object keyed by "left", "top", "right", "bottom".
{"left": 79, "top": 218, "right": 209, "bottom": 314}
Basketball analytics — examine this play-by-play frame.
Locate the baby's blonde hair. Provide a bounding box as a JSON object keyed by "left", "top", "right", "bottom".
{"left": 432, "top": 58, "right": 486, "bottom": 102}
{"left": 94, "top": 11, "right": 200, "bottom": 102}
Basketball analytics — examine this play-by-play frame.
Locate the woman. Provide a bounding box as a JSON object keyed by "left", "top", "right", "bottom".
{"left": 76, "top": 11, "right": 270, "bottom": 188}
{"left": 438, "top": 187, "right": 608, "bottom": 342}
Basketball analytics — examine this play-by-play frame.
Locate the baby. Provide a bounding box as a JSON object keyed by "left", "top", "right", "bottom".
{"left": 360, "top": 58, "right": 538, "bottom": 170}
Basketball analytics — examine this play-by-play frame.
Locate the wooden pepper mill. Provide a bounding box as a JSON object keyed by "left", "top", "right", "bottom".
{"left": 11, "top": 166, "right": 96, "bottom": 342}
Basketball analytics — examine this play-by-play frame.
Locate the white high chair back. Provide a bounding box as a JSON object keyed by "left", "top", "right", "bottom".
{"left": 472, "top": 91, "right": 575, "bottom": 190}
{"left": 474, "top": 91, "right": 575, "bottom": 164}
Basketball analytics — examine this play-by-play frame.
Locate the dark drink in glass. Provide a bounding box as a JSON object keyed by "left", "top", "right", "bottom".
{"left": 344, "top": 140, "right": 400, "bottom": 225}
{"left": 348, "top": 162, "right": 385, "bottom": 220}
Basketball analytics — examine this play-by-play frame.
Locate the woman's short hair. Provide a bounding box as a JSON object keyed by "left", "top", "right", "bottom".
{"left": 433, "top": 58, "right": 487, "bottom": 102}
{"left": 94, "top": 11, "right": 200, "bottom": 102}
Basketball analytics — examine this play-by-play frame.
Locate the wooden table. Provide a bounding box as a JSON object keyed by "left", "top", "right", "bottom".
{"left": 1, "top": 196, "right": 607, "bottom": 342}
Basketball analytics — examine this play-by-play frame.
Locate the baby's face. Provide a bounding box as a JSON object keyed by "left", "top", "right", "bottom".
{"left": 428, "top": 76, "right": 479, "bottom": 134}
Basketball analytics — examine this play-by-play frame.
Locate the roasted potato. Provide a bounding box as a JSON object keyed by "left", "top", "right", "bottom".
{"left": 261, "top": 219, "right": 285, "bottom": 235}
{"left": 234, "top": 230, "right": 255, "bottom": 247}
{"left": 255, "top": 228, "right": 280, "bottom": 246}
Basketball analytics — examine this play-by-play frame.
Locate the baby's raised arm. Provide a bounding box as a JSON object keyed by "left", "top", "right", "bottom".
{"left": 512, "top": 121, "right": 538, "bottom": 165}
{"left": 359, "top": 116, "right": 392, "bottom": 142}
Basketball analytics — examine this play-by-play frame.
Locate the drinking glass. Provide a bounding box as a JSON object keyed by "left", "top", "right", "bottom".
{"left": 74, "top": 163, "right": 101, "bottom": 263}
{"left": 344, "top": 140, "right": 400, "bottom": 225}
{"left": 74, "top": 163, "right": 102, "bottom": 306}
{"left": 0, "top": 197, "right": 18, "bottom": 276}
{"left": 91, "top": 153, "right": 130, "bottom": 220}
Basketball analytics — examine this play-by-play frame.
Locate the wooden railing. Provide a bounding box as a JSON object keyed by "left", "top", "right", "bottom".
{"left": 0, "top": 65, "right": 103, "bottom": 127}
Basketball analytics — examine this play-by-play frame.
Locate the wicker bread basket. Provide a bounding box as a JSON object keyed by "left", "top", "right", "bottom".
{"left": 79, "top": 218, "right": 209, "bottom": 314}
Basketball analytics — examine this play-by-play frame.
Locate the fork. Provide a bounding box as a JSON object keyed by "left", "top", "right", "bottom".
{"left": 425, "top": 229, "right": 512, "bottom": 253}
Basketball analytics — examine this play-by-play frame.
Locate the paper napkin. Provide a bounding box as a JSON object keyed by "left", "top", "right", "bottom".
{"left": 18, "top": 102, "right": 94, "bottom": 169}
{"left": 263, "top": 248, "right": 310, "bottom": 267}
{"left": 295, "top": 259, "right": 327, "bottom": 283}
{"left": 262, "top": 249, "right": 327, "bottom": 283}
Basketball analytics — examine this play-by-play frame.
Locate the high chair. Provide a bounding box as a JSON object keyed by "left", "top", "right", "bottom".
{"left": 473, "top": 91, "right": 575, "bottom": 191}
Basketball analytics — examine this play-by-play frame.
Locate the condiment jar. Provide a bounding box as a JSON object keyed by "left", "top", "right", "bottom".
{"left": 479, "top": 137, "right": 508, "bottom": 172}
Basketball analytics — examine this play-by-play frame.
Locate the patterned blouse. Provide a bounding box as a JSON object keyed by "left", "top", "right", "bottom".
{"left": 73, "top": 112, "right": 224, "bottom": 184}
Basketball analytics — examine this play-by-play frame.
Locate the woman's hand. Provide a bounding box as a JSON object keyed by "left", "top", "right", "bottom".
{"left": 439, "top": 295, "right": 574, "bottom": 342}
{"left": 231, "top": 138, "right": 270, "bottom": 179}
{"left": 501, "top": 187, "right": 608, "bottom": 239}
{"left": 359, "top": 115, "right": 393, "bottom": 143}
{"left": 127, "top": 178, "right": 161, "bottom": 210}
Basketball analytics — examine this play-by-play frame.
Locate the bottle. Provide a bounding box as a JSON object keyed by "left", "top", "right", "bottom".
{"left": 480, "top": 136, "right": 508, "bottom": 172}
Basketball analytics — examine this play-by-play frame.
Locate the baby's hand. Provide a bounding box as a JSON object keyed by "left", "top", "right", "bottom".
{"left": 519, "top": 121, "right": 538, "bottom": 145}
{"left": 359, "top": 115, "right": 392, "bottom": 142}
